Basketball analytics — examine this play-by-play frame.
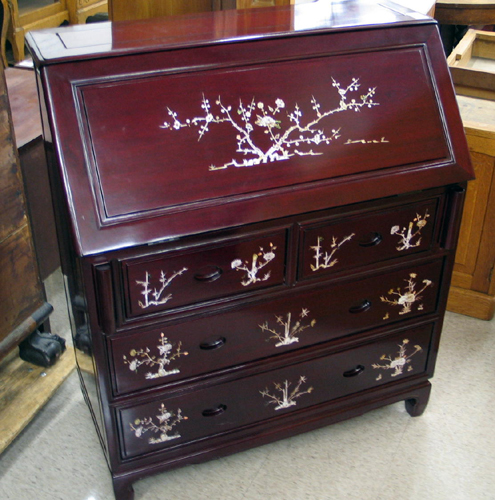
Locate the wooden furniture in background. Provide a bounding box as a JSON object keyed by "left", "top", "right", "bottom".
{"left": 108, "top": 0, "right": 217, "bottom": 22}
{"left": 6, "top": 0, "right": 108, "bottom": 63}
{"left": 5, "top": 67, "right": 60, "bottom": 280}
{"left": 237, "top": 0, "right": 292, "bottom": 8}
{"left": 0, "top": 63, "right": 52, "bottom": 360}
{"left": 435, "top": 0, "right": 495, "bottom": 24}
{"left": 446, "top": 30, "right": 495, "bottom": 320}
{"left": 68, "top": 0, "right": 107, "bottom": 24}
{"left": 448, "top": 30, "right": 495, "bottom": 99}
{"left": 394, "top": 0, "right": 436, "bottom": 16}
{"left": 1, "top": 0, "right": 9, "bottom": 67}
{"left": 7, "top": 0, "right": 69, "bottom": 62}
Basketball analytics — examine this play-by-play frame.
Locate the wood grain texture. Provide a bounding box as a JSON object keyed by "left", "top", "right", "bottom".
{"left": 435, "top": 0, "right": 495, "bottom": 24}
{"left": 448, "top": 93, "right": 495, "bottom": 319}
{"left": 447, "top": 285, "right": 495, "bottom": 320}
{"left": 0, "top": 64, "right": 48, "bottom": 358}
{"left": 109, "top": 0, "right": 214, "bottom": 21}
{"left": 5, "top": 67, "right": 60, "bottom": 280}
{"left": 0, "top": 347, "right": 75, "bottom": 453}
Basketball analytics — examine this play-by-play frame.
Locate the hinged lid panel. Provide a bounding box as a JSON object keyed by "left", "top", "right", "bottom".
{"left": 27, "top": 1, "right": 473, "bottom": 255}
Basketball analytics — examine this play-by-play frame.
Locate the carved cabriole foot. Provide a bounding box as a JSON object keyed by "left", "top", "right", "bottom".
{"left": 113, "top": 476, "right": 135, "bottom": 500}
{"left": 405, "top": 382, "right": 432, "bottom": 417}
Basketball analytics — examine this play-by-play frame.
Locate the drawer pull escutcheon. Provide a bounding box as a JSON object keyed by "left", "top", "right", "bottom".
{"left": 349, "top": 300, "right": 371, "bottom": 314}
{"left": 358, "top": 232, "right": 382, "bottom": 247}
{"left": 200, "top": 337, "right": 227, "bottom": 350}
{"left": 194, "top": 266, "right": 223, "bottom": 282}
{"left": 343, "top": 365, "right": 365, "bottom": 377}
{"left": 202, "top": 404, "right": 227, "bottom": 417}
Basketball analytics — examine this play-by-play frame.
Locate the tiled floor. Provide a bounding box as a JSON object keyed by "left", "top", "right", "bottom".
{"left": 0, "top": 271, "right": 494, "bottom": 500}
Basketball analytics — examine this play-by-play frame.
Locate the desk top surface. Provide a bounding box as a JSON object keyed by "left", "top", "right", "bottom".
{"left": 27, "top": 0, "right": 432, "bottom": 65}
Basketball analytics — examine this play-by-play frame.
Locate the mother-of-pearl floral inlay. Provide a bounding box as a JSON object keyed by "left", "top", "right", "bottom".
{"left": 372, "top": 339, "right": 423, "bottom": 380}
{"left": 231, "top": 242, "right": 276, "bottom": 286}
{"left": 160, "top": 78, "right": 382, "bottom": 171}
{"left": 310, "top": 233, "right": 355, "bottom": 271}
{"left": 259, "top": 308, "right": 316, "bottom": 347}
{"left": 391, "top": 210, "right": 430, "bottom": 251}
{"left": 130, "top": 404, "right": 187, "bottom": 445}
{"left": 380, "top": 273, "right": 433, "bottom": 317}
{"left": 123, "top": 333, "right": 188, "bottom": 380}
{"left": 136, "top": 268, "right": 188, "bottom": 309}
{"left": 260, "top": 376, "right": 313, "bottom": 411}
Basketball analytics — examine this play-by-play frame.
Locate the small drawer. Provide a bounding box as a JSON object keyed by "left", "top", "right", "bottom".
{"left": 117, "top": 324, "right": 433, "bottom": 459}
{"left": 299, "top": 199, "right": 439, "bottom": 280}
{"left": 122, "top": 229, "right": 288, "bottom": 318}
{"left": 111, "top": 260, "right": 442, "bottom": 395}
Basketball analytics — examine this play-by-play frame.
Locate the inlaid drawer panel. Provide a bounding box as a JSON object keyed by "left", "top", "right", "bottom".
{"left": 122, "top": 229, "right": 288, "bottom": 318}
{"left": 118, "top": 324, "right": 433, "bottom": 459}
{"left": 299, "top": 199, "right": 439, "bottom": 280}
{"left": 111, "top": 260, "right": 443, "bottom": 395}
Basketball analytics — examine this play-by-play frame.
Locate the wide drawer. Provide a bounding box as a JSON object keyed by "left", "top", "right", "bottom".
{"left": 117, "top": 324, "right": 433, "bottom": 459}
{"left": 121, "top": 228, "right": 288, "bottom": 318}
{"left": 110, "top": 259, "right": 443, "bottom": 395}
{"left": 299, "top": 198, "right": 439, "bottom": 280}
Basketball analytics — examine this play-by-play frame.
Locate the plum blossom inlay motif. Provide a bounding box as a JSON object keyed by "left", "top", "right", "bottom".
{"left": 231, "top": 243, "right": 276, "bottom": 286}
{"left": 160, "top": 78, "right": 381, "bottom": 171}
{"left": 135, "top": 268, "right": 188, "bottom": 309}
{"left": 130, "top": 404, "right": 187, "bottom": 444}
{"left": 123, "top": 333, "right": 188, "bottom": 380}
{"left": 391, "top": 210, "right": 430, "bottom": 251}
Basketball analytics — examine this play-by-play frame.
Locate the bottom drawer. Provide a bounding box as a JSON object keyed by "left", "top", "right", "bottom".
{"left": 118, "top": 324, "right": 433, "bottom": 459}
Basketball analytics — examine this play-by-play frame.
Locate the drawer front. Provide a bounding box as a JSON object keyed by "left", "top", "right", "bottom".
{"left": 300, "top": 199, "right": 439, "bottom": 279}
{"left": 118, "top": 324, "right": 433, "bottom": 459}
{"left": 122, "top": 229, "right": 288, "bottom": 318}
{"left": 111, "top": 260, "right": 443, "bottom": 395}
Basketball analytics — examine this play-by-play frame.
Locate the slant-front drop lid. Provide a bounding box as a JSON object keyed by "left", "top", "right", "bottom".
{"left": 27, "top": 0, "right": 472, "bottom": 255}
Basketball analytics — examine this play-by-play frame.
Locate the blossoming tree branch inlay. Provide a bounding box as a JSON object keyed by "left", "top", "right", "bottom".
{"left": 260, "top": 376, "right": 313, "bottom": 411}
{"left": 130, "top": 404, "right": 187, "bottom": 445}
{"left": 391, "top": 210, "right": 430, "bottom": 251}
{"left": 136, "top": 267, "right": 188, "bottom": 309}
{"left": 160, "top": 78, "right": 381, "bottom": 171}
{"left": 123, "top": 333, "right": 188, "bottom": 380}
{"left": 372, "top": 339, "right": 423, "bottom": 379}
{"left": 231, "top": 242, "right": 276, "bottom": 287}
{"left": 259, "top": 308, "right": 317, "bottom": 347}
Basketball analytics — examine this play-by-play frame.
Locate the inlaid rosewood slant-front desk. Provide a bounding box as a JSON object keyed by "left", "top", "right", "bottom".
{"left": 26, "top": 2, "right": 473, "bottom": 498}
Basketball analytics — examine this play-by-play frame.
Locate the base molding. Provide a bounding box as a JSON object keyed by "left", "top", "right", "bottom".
{"left": 447, "top": 286, "right": 495, "bottom": 321}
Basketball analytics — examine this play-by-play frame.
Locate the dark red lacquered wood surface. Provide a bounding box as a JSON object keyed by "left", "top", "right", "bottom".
{"left": 26, "top": 1, "right": 472, "bottom": 256}
{"left": 25, "top": 4, "right": 473, "bottom": 499}
{"left": 110, "top": 259, "right": 443, "bottom": 396}
{"left": 117, "top": 324, "right": 433, "bottom": 459}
